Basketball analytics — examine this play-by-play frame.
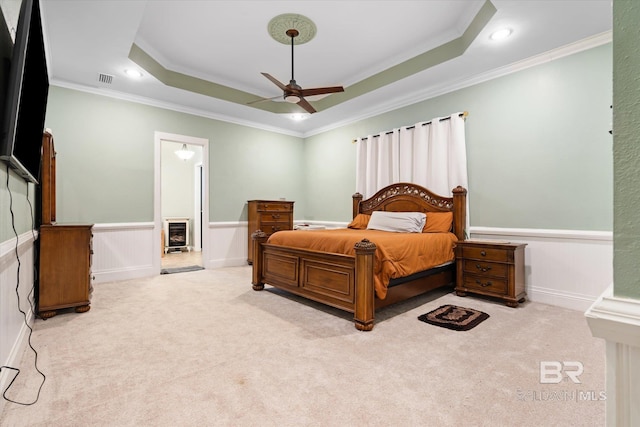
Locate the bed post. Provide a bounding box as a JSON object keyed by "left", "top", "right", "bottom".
{"left": 352, "top": 192, "right": 363, "bottom": 219}
{"left": 354, "top": 239, "right": 377, "bottom": 331}
{"left": 251, "top": 230, "right": 268, "bottom": 290}
{"left": 452, "top": 186, "right": 467, "bottom": 241}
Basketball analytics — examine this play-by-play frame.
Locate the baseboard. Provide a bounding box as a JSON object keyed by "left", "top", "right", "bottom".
{"left": 528, "top": 285, "right": 604, "bottom": 311}
{"left": 92, "top": 265, "right": 155, "bottom": 283}
{"left": 208, "top": 257, "right": 248, "bottom": 269}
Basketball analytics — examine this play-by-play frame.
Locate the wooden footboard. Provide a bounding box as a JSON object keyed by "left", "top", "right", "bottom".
{"left": 252, "top": 231, "right": 378, "bottom": 331}
{"left": 251, "top": 183, "right": 467, "bottom": 331}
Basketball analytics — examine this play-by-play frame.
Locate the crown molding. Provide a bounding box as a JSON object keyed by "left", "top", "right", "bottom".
{"left": 50, "top": 30, "right": 611, "bottom": 141}
{"left": 49, "top": 79, "right": 305, "bottom": 138}
{"left": 303, "top": 31, "right": 612, "bottom": 138}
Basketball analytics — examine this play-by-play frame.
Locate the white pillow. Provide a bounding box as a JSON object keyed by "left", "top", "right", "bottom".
{"left": 366, "top": 211, "right": 426, "bottom": 233}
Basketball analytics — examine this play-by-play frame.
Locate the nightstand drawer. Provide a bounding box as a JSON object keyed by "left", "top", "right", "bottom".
{"left": 463, "top": 275, "right": 508, "bottom": 294}
{"left": 257, "top": 202, "right": 292, "bottom": 212}
{"left": 462, "top": 260, "right": 508, "bottom": 278}
{"left": 462, "top": 246, "right": 509, "bottom": 262}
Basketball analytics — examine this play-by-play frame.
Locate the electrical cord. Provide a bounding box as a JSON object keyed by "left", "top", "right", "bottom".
{"left": 1, "top": 163, "right": 46, "bottom": 405}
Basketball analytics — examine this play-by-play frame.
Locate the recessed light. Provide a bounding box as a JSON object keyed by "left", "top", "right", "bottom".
{"left": 290, "top": 113, "right": 308, "bottom": 121}
{"left": 125, "top": 69, "right": 143, "bottom": 78}
{"left": 490, "top": 28, "right": 512, "bottom": 41}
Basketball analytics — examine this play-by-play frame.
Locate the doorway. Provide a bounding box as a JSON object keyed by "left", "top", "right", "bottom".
{"left": 154, "top": 132, "right": 209, "bottom": 274}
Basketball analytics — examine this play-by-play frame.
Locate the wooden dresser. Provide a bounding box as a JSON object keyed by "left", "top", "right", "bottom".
{"left": 37, "top": 131, "right": 94, "bottom": 318}
{"left": 38, "top": 224, "right": 93, "bottom": 318}
{"left": 454, "top": 240, "right": 527, "bottom": 307}
{"left": 247, "top": 200, "right": 294, "bottom": 264}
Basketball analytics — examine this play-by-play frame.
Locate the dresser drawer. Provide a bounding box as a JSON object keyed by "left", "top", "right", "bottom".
{"left": 462, "top": 260, "right": 508, "bottom": 278}
{"left": 463, "top": 274, "right": 508, "bottom": 294}
{"left": 261, "top": 222, "right": 291, "bottom": 234}
{"left": 257, "top": 202, "right": 292, "bottom": 212}
{"left": 260, "top": 212, "right": 292, "bottom": 223}
{"left": 462, "top": 246, "right": 509, "bottom": 262}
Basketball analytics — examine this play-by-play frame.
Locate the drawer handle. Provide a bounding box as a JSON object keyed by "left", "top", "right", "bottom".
{"left": 475, "top": 279, "right": 492, "bottom": 287}
{"left": 271, "top": 214, "right": 280, "bottom": 219}
{"left": 480, "top": 250, "right": 486, "bottom": 257}
{"left": 271, "top": 226, "right": 281, "bottom": 232}
{"left": 475, "top": 264, "right": 492, "bottom": 272}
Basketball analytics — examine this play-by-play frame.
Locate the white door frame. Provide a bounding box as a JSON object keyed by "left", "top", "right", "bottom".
{"left": 193, "top": 163, "right": 203, "bottom": 252}
{"left": 154, "top": 131, "right": 210, "bottom": 274}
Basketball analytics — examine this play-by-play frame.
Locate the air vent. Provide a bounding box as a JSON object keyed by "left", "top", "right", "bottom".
{"left": 98, "top": 73, "right": 113, "bottom": 84}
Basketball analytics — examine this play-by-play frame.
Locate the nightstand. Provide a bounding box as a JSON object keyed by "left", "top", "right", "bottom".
{"left": 455, "top": 240, "right": 527, "bottom": 307}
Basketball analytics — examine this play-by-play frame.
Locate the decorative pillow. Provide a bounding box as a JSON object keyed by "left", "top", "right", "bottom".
{"left": 347, "top": 213, "right": 371, "bottom": 229}
{"left": 422, "top": 212, "right": 454, "bottom": 233}
{"left": 366, "top": 211, "right": 426, "bottom": 233}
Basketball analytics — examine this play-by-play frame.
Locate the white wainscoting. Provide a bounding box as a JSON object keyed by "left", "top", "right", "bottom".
{"left": 0, "top": 231, "right": 36, "bottom": 411}
{"left": 92, "top": 223, "right": 156, "bottom": 283}
{"left": 89, "top": 221, "right": 613, "bottom": 312}
{"left": 470, "top": 227, "right": 612, "bottom": 311}
{"left": 206, "top": 222, "right": 248, "bottom": 268}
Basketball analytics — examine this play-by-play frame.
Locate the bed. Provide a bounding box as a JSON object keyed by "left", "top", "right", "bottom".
{"left": 251, "top": 182, "right": 467, "bottom": 331}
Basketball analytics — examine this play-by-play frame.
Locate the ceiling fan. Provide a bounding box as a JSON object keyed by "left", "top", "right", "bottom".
{"left": 260, "top": 29, "right": 344, "bottom": 114}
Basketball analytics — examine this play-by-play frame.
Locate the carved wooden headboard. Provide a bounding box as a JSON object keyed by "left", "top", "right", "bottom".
{"left": 352, "top": 182, "right": 467, "bottom": 241}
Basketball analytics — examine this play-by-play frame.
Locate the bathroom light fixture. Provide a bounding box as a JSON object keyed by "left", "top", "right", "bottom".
{"left": 490, "top": 28, "right": 512, "bottom": 41}
{"left": 175, "top": 144, "right": 194, "bottom": 160}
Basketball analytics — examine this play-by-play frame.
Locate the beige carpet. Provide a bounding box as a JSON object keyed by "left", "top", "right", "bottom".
{"left": 1, "top": 266, "right": 605, "bottom": 426}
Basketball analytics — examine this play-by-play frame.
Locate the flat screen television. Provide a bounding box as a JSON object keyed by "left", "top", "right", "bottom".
{"left": 0, "top": 0, "right": 49, "bottom": 184}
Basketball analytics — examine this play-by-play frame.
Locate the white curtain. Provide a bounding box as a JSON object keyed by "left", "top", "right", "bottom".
{"left": 355, "top": 112, "right": 468, "bottom": 199}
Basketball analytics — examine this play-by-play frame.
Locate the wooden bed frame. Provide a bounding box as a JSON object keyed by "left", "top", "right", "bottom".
{"left": 251, "top": 183, "right": 467, "bottom": 331}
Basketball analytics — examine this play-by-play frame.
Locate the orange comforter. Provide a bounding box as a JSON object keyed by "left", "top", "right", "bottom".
{"left": 267, "top": 229, "right": 458, "bottom": 299}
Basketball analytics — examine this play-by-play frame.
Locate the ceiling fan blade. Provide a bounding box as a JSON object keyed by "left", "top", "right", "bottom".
{"left": 247, "top": 95, "right": 281, "bottom": 105}
{"left": 299, "top": 86, "right": 345, "bottom": 97}
{"left": 261, "top": 73, "right": 287, "bottom": 91}
{"left": 297, "top": 97, "right": 317, "bottom": 114}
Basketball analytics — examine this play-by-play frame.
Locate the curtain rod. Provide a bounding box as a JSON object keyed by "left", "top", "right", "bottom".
{"left": 352, "top": 111, "right": 468, "bottom": 143}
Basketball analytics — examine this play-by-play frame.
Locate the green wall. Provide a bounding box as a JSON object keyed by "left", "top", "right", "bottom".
{"left": 306, "top": 43, "right": 613, "bottom": 229}
{"left": 0, "top": 41, "right": 613, "bottom": 243}
{"left": 613, "top": 0, "right": 640, "bottom": 299}
{"left": 43, "top": 87, "right": 305, "bottom": 223}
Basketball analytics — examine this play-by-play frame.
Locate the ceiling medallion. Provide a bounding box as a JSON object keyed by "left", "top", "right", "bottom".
{"left": 268, "top": 13, "right": 316, "bottom": 45}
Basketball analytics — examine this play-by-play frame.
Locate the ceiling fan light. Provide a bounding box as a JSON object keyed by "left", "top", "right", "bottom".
{"left": 284, "top": 94, "right": 301, "bottom": 103}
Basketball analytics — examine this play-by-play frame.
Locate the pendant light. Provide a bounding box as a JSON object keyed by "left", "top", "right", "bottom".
{"left": 175, "top": 143, "right": 194, "bottom": 160}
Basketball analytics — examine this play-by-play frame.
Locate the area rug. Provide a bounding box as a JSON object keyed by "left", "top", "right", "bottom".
{"left": 418, "top": 304, "right": 490, "bottom": 331}
{"left": 160, "top": 265, "right": 204, "bottom": 275}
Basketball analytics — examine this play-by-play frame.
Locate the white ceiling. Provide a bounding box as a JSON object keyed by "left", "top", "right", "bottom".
{"left": 39, "top": 0, "right": 612, "bottom": 137}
